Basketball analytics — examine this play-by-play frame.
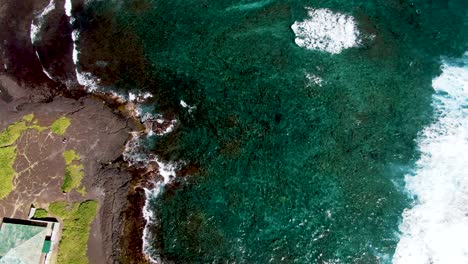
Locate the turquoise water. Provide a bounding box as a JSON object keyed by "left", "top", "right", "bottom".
{"left": 74, "top": 0, "right": 467, "bottom": 262}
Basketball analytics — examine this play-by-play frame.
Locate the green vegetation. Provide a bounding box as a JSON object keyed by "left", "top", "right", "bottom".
{"left": 33, "top": 208, "right": 49, "bottom": 219}
{"left": 63, "top": 150, "right": 80, "bottom": 164}
{"left": 76, "top": 186, "right": 87, "bottom": 196}
{"left": 26, "top": 114, "right": 48, "bottom": 132}
{"left": 29, "top": 124, "right": 48, "bottom": 132}
{"left": 62, "top": 150, "right": 85, "bottom": 194}
{"left": 0, "top": 114, "right": 49, "bottom": 200}
{"left": 62, "top": 164, "right": 85, "bottom": 193}
{"left": 50, "top": 116, "right": 71, "bottom": 135}
{"left": 0, "top": 121, "right": 28, "bottom": 147}
{"left": 22, "top": 114, "right": 34, "bottom": 122}
{"left": 0, "top": 146, "right": 17, "bottom": 199}
{"left": 49, "top": 201, "right": 98, "bottom": 264}
{"left": 0, "top": 114, "right": 47, "bottom": 147}
{"left": 0, "top": 114, "right": 73, "bottom": 200}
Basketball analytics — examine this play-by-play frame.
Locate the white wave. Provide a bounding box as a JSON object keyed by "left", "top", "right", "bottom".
{"left": 123, "top": 130, "right": 180, "bottom": 169}
{"left": 393, "top": 53, "right": 468, "bottom": 264}
{"left": 64, "top": 3, "right": 156, "bottom": 103}
{"left": 180, "top": 100, "right": 196, "bottom": 113}
{"left": 64, "top": 0, "right": 72, "bottom": 17}
{"left": 64, "top": 2, "right": 100, "bottom": 90}
{"left": 137, "top": 111, "right": 163, "bottom": 122}
{"left": 35, "top": 51, "right": 54, "bottom": 81}
{"left": 129, "top": 91, "right": 153, "bottom": 103}
{"left": 70, "top": 30, "right": 79, "bottom": 64}
{"left": 134, "top": 109, "right": 177, "bottom": 136}
{"left": 30, "top": 23, "right": 40, "bottom": 44}
{"left": 225, "top": 0, "right": 271, "bottom": 12}
{"left": 305, "top": 73, "right": 323, "bottom": 87}
{"left": 291, "top": 8, "right": 360, "bottom": 54}
{"left": 69, "top": 30, "right": 101, "bottom": 91}
{"left": 123, "top": 113, "right": 180, "bottom": 263}
{"left": 156, "top": 160, "right": 177, "bottom": 184}
{"left": 180, "top": 100, "right": 189, "bottom": 108}
{"left": 30, "top": 0, "right": 56, "bottom": 43}
{"left": 156, "top": 120, "right": 177, "bottom": 135}
{"left": 141, "top": 158, "right": 178, "bottom": 264}
{"left": 142, "top": 184, "right": 164, "bottom": 264}
{"left": 30, "top": 0, "right": 57, "bottom": 81}
{"left": 124, "top": 134, "right": 179, "bottom": 264}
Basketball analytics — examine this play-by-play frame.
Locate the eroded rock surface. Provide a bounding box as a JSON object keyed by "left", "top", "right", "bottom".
{"left": 0, "top": 1, "right": 153, "bottom": 263}
{"left": 0, "top": 74, "right": 138, "bottom": 263}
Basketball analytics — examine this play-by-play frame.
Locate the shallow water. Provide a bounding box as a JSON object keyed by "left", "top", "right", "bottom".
{"left": 72, "top": 0, "right": 467, "bottom": 262}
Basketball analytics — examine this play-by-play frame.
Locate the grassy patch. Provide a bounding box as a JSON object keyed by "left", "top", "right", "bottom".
{"left": 62, "top": 164, "right": 84, "bottom": 193}
{"left": 33, "top": 208, "right": 49, "bottom": 218}
{"left": 22, "top": 113, "right": 35, "bottom": 122}
{"left": 0, "top": 114, "right": 46, "bottom": 199}
{"left": 77, "top": 186, "right": 87, "bottom": 196}
{"left": 0, "top": 146, "right": 17, "bottom": 199}
{"left": 0, "top": 114, "right": 47, "bottom": 147}
{"left": 63, "top": 150, "right": 80, "bottom": 165}
{"left": 51, "top": 116, "right": 71, "bottom": 135}
{"left": 0, "top": 121, "right": 28, "bottom": 147}
{"left": 62, "top": 150, "right": 85, "bottom": 194}
{"left": 29, "top": 124, "right": 48, "bottom": 132}
{"left": 49, "top": 200, "right": 98, "bottom": 264}
{"left": 0, "top": 114, "right": 71, "bottom": 200}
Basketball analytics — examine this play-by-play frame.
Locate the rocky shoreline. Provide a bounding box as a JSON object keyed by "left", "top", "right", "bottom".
{"left": 0, "top": 78, "right": 156, "bottom": 264}
{"left": 0, "top": 0, "right": 159, "bottom": 263}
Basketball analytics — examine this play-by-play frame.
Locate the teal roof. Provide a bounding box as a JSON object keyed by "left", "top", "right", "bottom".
{"left": 0, "top": 222, "right": 47, "bottom": 264}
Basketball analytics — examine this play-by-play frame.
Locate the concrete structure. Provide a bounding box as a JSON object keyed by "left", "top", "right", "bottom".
{"left": 0, "top": 207, "right": 60, "bottom": 264}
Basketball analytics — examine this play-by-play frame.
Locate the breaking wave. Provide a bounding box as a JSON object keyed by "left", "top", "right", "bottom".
{"left": 393, "top": 53, "right": 468, "bottom": 264}
{"left": 291, "top": 8, "right": 360, "bottom": 54}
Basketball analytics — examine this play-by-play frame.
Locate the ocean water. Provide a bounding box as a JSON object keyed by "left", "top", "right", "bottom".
{"left": 393, "top": 54, "right": 468, "bottom": 264}
{"left": 70, "top": 0, "right": 467, "bottom": 263}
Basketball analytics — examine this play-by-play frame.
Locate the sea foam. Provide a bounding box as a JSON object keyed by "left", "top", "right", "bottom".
{"left": 30, "top": 0, "right": 56, "bottom": 81}
{"left": 225, "top": 0, "right": 272, "bottom": 12}
{"left": 35, "top": 51, "right": 54, "bottom": 80}
{"left": 393, "top": 53, "right": 468, "bottom": 264}
{"left": 305, "top": 73, "right": 323, "bottom": 87}
{"left": 64, "top": 1, "right": 101, "bottom": 90}
{"left": 64, "top": 0, "right": 72, "bottom": 17}
{"left": 141, "top": 183, "right": 164, "bottom": 264}
{"left": 30, "top": 0, "right": 55, "bottom": 43}
{"left": 123, "top": 124, "right": 180, "bottom": 264}
{"left": 291, "top": 8, "right": 360, "bottom": 54}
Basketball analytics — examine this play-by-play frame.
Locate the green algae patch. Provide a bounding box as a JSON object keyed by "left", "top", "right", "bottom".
{"left": 33, "top": 208, "right": 49, "bottom": 219}
{"left": 51, "top": 116, "right": 71, "bottom": 135}
{"left": 0, "top": 146, "right": 17, "bottom": 199}
{"left": 49, "top": 200, "right": 98, "bottom": 264}
{"left": 62, "top": 150, "right": 85, "bottom": 194}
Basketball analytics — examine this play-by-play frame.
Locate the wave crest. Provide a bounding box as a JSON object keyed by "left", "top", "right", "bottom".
{"left": 393, "top": 53, "right": 468, "bottom": 264}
